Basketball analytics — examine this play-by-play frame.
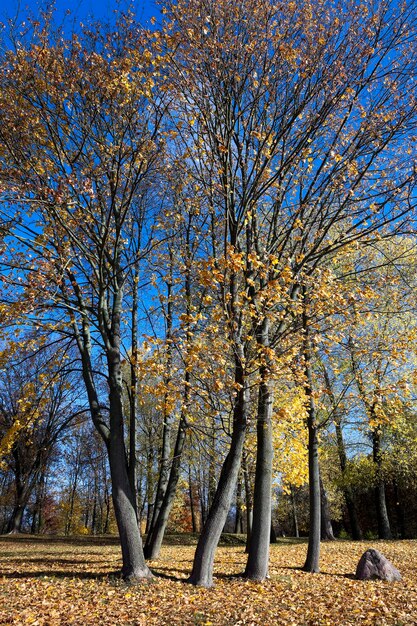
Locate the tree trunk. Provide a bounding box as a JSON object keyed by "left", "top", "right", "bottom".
{"left": 144, "top": 411, "right": 188, "bottom": 559}
{"left": 290, "top": 485, "right": 299, "bottom": 538}
{"left": 91, "top": 493, "right": 97, "bottom": 534}
{"left": 145, "top": 435, "right": 155, "bottom": 535}
{"left": 104, "top": 492, "right": 111, "bottom": 534}
{"left": 103, "top": 289, "right": 152, "bottom": 580}
{"left": 65, "top": 450, "right": 81, "bottom": 536}
{"left": 8, "top": 502, "right": 25, "bottom": 534}
{"left": 188, "top": 354, "right": 248, "bottom": 587}
{"left": 234, "top": 477, "right": 243, "bottom": 534}
{"left": 108, "top": 362, "right": 152, "bottom": 580}
{"left": 372, "top": 428, "right": 391, "bottom": 539}
{"left": 334, "top": 417, "right": 362, "bottom": 539}
{"left": 375, "top": 480, "right": 391, "bottom": 539}
{"left": 146, "top": 414, "right": 171, "bottom": 535}
{"left": 199, "top": 483, "right": 207, "bottom": 527}
{"left": 84, "top": 494, "right": 90, "bottom": 529}
{"left": 31, "top": 465, "right": 47, "bottom": 534}
{"left": 108, "top": 439, "right": 151, "bottom": 579}
{"left": 345, "top": 490, "right": 362, "bottom": 540}
{"left": 242, "top": 452, "right": 253, "bottom": 552}
{"left": 127, "top": 261, "right": 139, "bottom": 517}
{"left": 270, "top": 520, "right": 277, "bottom": 544}
{"left": 323, "top": 362, "right": 363, "bottom": 541}
{"left": 91, "top": 472, "right": 99, "bottom": 534}
{"left": 303, "top": 418, "right": 321, "bottom": 572}
{"left": 245, "top": 317, "right": 274, "bottom": 581}
{"left": 189, "top": 464, "right": 198, "bottom": 533}
{"left": 145, "top": 275, "right": 173, "bottom": 538}
{"left": 302, "top": 314, "right": 321, "bottom": 573}
{"left": 320, "top": 474, "right": 335, "bottom": 541}
{"left": 207, "top": 425, "right": 218, "bottom": 511}
{"left": 8, "top": 449, "right": 29, "bottom": 534}
{"left": 188, "top": 425, "right": 246, "bottom": 586}
{"left": 244, "top": 384, "right": 274, "bottom": 578}
{"left": 393, "top": 479, "right": 406, "bottom": 539}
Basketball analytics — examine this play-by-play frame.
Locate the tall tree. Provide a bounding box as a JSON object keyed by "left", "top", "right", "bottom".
{"left": 0, "top": 15, "right": 166, "bottom": 579}
{"left": 166, "top": 0, "right": 417, "bottom": 582}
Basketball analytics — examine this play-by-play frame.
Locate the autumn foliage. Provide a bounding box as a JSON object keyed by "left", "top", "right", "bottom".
{"left": 0, "top": 0, "right": 417, "bottom": 612}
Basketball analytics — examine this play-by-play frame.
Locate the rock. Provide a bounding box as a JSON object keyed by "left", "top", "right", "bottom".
{"left": 355, "top": 548, "right": 401, "bottom": 582}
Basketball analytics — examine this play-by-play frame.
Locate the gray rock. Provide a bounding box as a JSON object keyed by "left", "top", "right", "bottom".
{"left": 355, "top": 548, "right": 401, "bottom": 582}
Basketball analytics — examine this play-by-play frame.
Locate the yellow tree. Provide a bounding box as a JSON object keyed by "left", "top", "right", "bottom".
{"left": 343, "top": 241, "right": 417, "bottom": 538}
{"left": 313, "top": 236, "right": 417, "bottom": 540}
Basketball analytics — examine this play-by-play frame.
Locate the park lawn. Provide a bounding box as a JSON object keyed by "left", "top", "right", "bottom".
{"left": 0, "top": 536, "right": 416, "bottom": 625}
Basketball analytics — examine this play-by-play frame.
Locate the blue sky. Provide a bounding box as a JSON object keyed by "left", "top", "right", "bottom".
{"left": 0, "top": 0, "right": 160, "bottom": 29}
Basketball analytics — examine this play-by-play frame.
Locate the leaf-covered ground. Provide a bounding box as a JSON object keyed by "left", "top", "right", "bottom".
{"left": 0, "top": 535, "right": 416, "bottom": 625}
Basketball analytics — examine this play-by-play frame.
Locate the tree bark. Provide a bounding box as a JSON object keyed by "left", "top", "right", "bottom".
{"left": 234, "top": 477, "right": 244, "bottom": 534}
{"left": 72, "top": 276, "right": 151, "bottom": 579}
{"left": 320, "top": 474, "right": 335, "bottom": 541}
{"left": 303, "top": 418, "right": 321, "bottom": 572}
{"left": 144, "top": 410, "right": 188, "bottom": 559}
{"left": 344, "top": 491, "right": 362, "bottom": 540}
{"left": 245, "top": 317, "right": 274, "bottom": 581}
{"left": 65, "top": 446, "right": 81, "bottom": 536}
{"left": 188, "top": 353, "right": 248, "bottom": 587}
{"left": 144, "top": 331, "right": 190, "bottom": 559}
{"left": 104, "top": 491, "right": 111, "bottom": 534}
{"left": 127, "top": 261, "right": 139, "bottom": 517}
{"left": 208, "top": 423, "right": 217, "bottom": 511}
{"left": 146, "top": 413, "right": 171, "bottom": 535}
{"left": 242, "top": 451, "right": 253, "bottom": 552}
{"left": 290, "top": 485, "right": 299, "bottom": 538}
{"left": 108, "top": 438, "right": 151, "bottom": 579}
{"left": 334, "top": 416, "right": 362, "bottom": 539}
{"left": 189, "top": 463, "right": 198, "bottom": 533}
{"left": 145, "top": 275, "right": 173, "bottom": 538}
{"left": 8, "top": 502, "right": 25, "bottom": 534}
{"left": 188, "top": 425, "right": 246, "bottom": 586}
{"left": 108, "top": 357, "right": 152, "bottom": 580}
{"left": 372, "top": 428, "right": 392, "bottom": 539}
{"left": 145, "top": 429, "right": 156, "bottom": 535}
{"left": 8, "top": 458, "right": 27, "bottom": 533}
{"left": 302, "top": 307, "right": 321, "bottom": 573}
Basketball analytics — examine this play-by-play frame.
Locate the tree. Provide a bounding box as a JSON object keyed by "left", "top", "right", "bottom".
{"left": 0, "top": 14, "right": 166, "bottom": 579}
{"left": 320, "top": 360, "right": 363, "bottom": 539}
{"left": 166, "top": 0, "right": 417, "bottom": 582}
{"left": 1, "top": 0, "right": 417, "bottom": 587}
{"left": 143, "top": 181, "right": 210, "bottom": 559}
{"left": 312, "top": 236, "right": 417, "bottom": 541}
{"left": 344, "top": 256, "right": 417, "bottom": 539}
{"left": 0, "top": 339, "right": 78, "bottom": 532}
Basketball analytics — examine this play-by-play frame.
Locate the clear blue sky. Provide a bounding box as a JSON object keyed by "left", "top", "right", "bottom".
{"left": 1, "top": 0, "right": 160, "bottom": 29}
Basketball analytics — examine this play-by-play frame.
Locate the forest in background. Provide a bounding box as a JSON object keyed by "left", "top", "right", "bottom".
{"left": 0, "top": 0, "right": 417, "bottom": 589}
